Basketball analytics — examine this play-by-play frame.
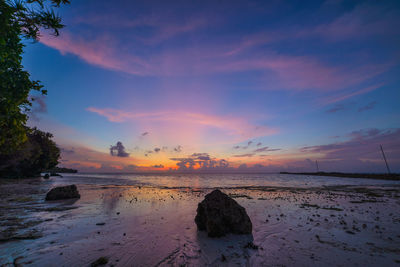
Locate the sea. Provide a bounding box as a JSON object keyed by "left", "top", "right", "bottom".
{"left": 53, "top": 172, "right": 400, "bottom": 189}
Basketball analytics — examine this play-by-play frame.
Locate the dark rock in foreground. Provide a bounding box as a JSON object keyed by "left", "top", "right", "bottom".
{"left": 45, "top": 185, "right": 80, "bottom": 201}
{"left": 91, "top": 256, "right": 108, "bottom": 267}
{"left": 195, "top": 189, "right": 252, "bottom": 237}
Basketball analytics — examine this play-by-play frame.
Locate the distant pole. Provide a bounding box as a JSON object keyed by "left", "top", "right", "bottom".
{"left": 315, "top": 160, "right": 319, "bottom": 172}
{"left": 380, "top": 144, "right": 391, "bottom": 174}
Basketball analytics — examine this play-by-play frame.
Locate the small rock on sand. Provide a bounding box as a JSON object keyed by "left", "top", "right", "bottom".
{"left": 91, "top": 256, "right": 108, "bottom": 267}
{"left": 45, "top": 185, "right": 80, "bottom": 201}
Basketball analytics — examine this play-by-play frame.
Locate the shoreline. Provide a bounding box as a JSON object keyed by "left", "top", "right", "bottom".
{"left": 1, "top": 177, "right": 400, "bottom": 266}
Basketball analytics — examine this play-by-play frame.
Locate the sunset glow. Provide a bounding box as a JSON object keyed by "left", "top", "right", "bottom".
{"left": 24, "top": 0, "right": 400, "bottom": 173}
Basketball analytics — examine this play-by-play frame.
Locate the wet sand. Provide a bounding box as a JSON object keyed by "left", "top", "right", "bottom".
{"left": 1, "top": 177, "right": 400, "bottom": 266}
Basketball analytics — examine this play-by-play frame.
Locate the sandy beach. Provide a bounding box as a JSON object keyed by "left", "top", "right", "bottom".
{"left": 1, "top": 174, "right": 400, "bottom": 266}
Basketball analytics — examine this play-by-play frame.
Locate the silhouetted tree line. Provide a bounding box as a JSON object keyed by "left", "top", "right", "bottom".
{"left": 0, "top": 0, "right": 70, "bottom": 178}
{"left": 0, "top": 127, "right": 60, "bottom": 177}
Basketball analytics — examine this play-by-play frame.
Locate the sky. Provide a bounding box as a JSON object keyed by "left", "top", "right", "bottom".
{"left": 24, "top": 0, "right": 400, "bottom": 173}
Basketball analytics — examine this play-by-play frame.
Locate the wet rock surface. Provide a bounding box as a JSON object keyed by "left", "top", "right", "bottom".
{"left": 45, "top": 185, "right": 80, "bottom": 201}
{"left": 195, "top": 189, "right": 252, "bottom": 237}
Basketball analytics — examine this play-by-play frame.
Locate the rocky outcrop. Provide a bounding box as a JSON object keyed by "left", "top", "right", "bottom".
{"left": 45, "top": 185, "right": 80, "bottom": 201}
{"left": 195, "top": 189, "right": 252, "bottom": 237}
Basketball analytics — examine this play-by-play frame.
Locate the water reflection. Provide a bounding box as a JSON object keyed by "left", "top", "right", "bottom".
{"left": 60, "top": 172, "right": 400, "bottom": 189}
{"left": 101, "top": 188, "right": 123, "bottom": 214}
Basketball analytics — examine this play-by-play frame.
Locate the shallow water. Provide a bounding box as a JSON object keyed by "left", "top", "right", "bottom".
{"left": 1, "top": 174, "right": 400, "bottom": 266}
{"left": 54, "top": 172, "right": 400, "bottom": 188}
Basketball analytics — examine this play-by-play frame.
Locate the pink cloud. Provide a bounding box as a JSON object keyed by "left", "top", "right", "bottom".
{"left": 222, "top": 4, "right": 400, "bottom": 59}
{"left": 312, "top": 3, "right": 400, "bottom": 41}
{"left": 40, "top": 33, "right": 151, "bottom": 76}
{"left": 228, "top": 128, "right": 400, "bottom": 173}
{"left": 60, "top": 126, "right": 400, "bottom": 173}
{"left": 300, "top": 128, "right": 400, "bottom": 171}
{"left": 71, "top": 12, "right": 210, "bottom": 44}
{"left": 87, "top": 107, "right": 277, "bottom": 143}
{"left": 214, "top": 55, "right": 343, "bottom": 89}
{"left": 322, "top": 83, "right": 385, "bottom": 105}
{"left": 41, "top": 29, "right": 391, "bottom": 92}
{"left": 223, "top": 33, "right": 276, "bottom": 57}
{"left": 142, "top": 17, "right": 209, "bottom": 44}
{"left": 41, "top": 0, "right": 397, "bottom": 94}
{"left": 59, "top": 144, "right": 163, "bottom": 173}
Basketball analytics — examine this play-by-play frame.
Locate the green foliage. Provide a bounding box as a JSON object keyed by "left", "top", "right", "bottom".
{"left": 8, "top": 0, "right": 70, "bottom": 40}
{"left": 0, "top": 0, "right": 68, "bottom": 177}
{"left": 0, "top": 127, "right": 60, "bottom": 178}
{"left": 0, "top": 1, "right": 43, "bottom": 154}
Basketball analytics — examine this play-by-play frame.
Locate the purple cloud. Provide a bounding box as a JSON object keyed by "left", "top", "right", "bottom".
{"left": 173, "top": 145, "right": 182, "bottom": 152}
{"left": 326, "top": 104, "right": 346, "bottom": 113}
{"left": 253, "top": 146, "right": 281, "bottom": 153}
{"left": 110, "top": 141, "right": 130, "bottom": 157}
{"left": 170, "top": 153, "right": 229, "bottom": 171}
{"left": 301, "top": 128, "right": 400, "bottom": 170}
{"left": 232, "top": 153, "right": 254, "bottom": 158}
{"left": 358, "top": 101, "right": 377, "bottom": 112}
{"left": 152, "top": 164, "right": 164, "bottom": 168}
